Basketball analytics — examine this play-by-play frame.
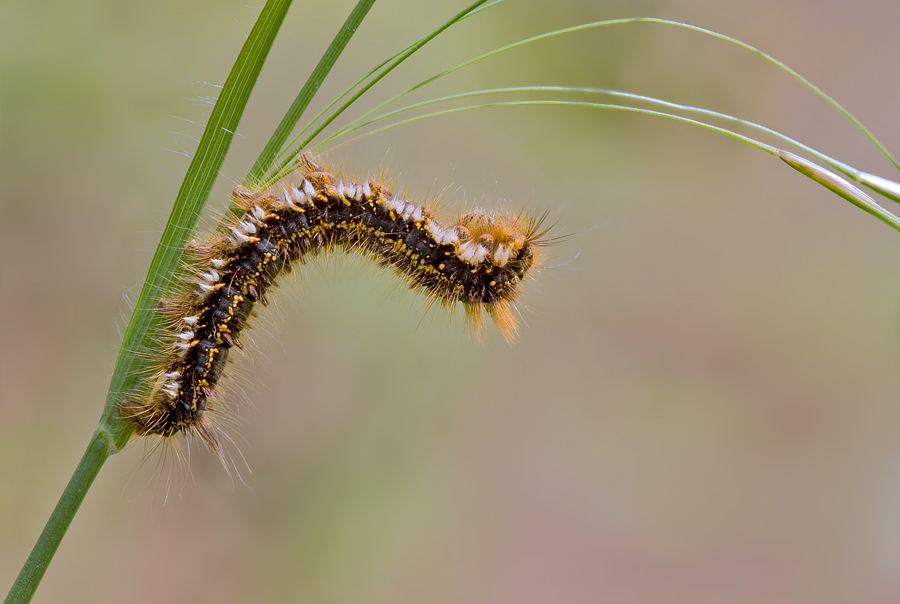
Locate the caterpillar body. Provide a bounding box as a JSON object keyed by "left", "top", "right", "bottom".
{"left": 121, "top": 153, "right": 547, "bottom": 457}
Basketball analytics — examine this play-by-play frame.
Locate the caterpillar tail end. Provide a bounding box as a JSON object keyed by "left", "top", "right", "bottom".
{"left": 118, "top": 398, "right": 224, "bottom": 462}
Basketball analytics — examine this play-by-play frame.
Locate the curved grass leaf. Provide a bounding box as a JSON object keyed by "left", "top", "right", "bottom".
{"left": 261, "top": 0, "right": 495, "bottom": 187}
{"left": 319, "top": 17, "right": 897, "bottom": 177}
{"left": 326, "top": 94, "right": 900, "bottom": 233}
{"left": 245, "top": 0, "right": 377, "bottom": 187}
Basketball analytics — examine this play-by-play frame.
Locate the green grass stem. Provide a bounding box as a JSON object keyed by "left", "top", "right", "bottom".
{"left": 245, "top": 0, "right": 377, "bottom": 187}
{"left": 260, "top": 0, "right": 495, "bottom": 187}
{"left": 5, "top": 0, "right": 304, "bottom": 601}
{"left": 777, "top": 150, "right": 900, "bottom": 231}
{"left": 3, "top": 432, "right": 114, "bottom": 604}
{"left": 321, "top": 84, "right": 900, "bottom": 210}
{"left": 319, "top": 17, "right": 898, "bottom": 174}
{"left": 97, "top": 0, "right": 296, "bottom": 450}
{"left": 327, "top": 95, "right": 900, "bottom": 232}
{"left": 262, "top": 0, "right": 503, "bottom": 181}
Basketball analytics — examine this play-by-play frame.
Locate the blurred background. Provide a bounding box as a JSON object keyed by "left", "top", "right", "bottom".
{"left": 1, "top": 0, "right": 897, "bottom": 602}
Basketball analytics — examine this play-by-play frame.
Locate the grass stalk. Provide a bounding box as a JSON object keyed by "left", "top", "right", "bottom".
{"left": 5, "top": 0, "right": 298, "bottom": 600}
{"left": 260, "top": 0, "right": 494, "bottom": 187}
{"left": 245, "top": 0, "right": 377, "bottom": 187}
{"left": 3, "top": 432, "right": 114, "bottom": 604}
{"left": 322, "top": 85, "right": 900, "bottom": 225}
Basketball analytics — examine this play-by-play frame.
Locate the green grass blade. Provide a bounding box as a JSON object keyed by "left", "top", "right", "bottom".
{"left": 637, "top": 18, "right": 900, "bottom": 173}
{"left": 319, "top": 85, "right": 790, "bottom": 148}
{"left": 264, "top": 0, "right": 504, "bottom": 175}
{"left": 572, "top": 88, "right": 900, "bottom": 204}
{"left": 245, "top": 0, "right": 377, "bottom": 187}
{"left": 261, "top": 0, "right": 495, "bottom": 187}
{"left": 326, "top": 97, "right": 900, "bottom": 233}
{"left": 326, "top": 98, "right": 777, "bottom": 155}
{"left": 855, "top": 171, "right": 900, "bottom": 204}
{"left": 4, "top": 2, "right": 294, "bottom": 602}
{"left": 777, "top": 150, "right": 900, "bottom": 232}
{"left": 322, "top": 84, "right": 900, "bottom": 207}
{"left": 322, "top": 18, "right": 897, "bottom": 174}
{"left": 98, "top": 0, "right": 294, "bottom": 444}
{"left": 3, "top": 432, "right": 113, "bottom": 604}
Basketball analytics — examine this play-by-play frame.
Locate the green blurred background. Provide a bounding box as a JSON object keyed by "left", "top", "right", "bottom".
{"left": 1, "top": 0, "right": 897, "bottom": 602}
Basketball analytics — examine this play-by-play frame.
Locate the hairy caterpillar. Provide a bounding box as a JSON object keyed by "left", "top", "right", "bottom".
{"left": 121, "top": 153, "right": 548, "bottom": 457}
